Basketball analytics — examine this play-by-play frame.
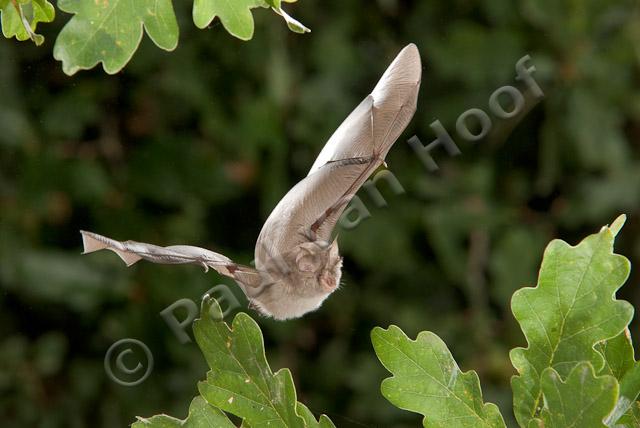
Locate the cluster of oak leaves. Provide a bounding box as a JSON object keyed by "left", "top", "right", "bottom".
{"left": 128, "top": 216, "right": 640, "bottom": 428}
{"left": 0, "top": 0, "right": 308, "bottom": 74}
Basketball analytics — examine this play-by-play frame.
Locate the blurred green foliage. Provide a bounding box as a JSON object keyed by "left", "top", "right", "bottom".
{"left": 1, "top": 1, "right": 639, "bottom": 427}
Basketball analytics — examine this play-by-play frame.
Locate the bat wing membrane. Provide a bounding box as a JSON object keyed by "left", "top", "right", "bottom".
{"left": 255, "top": 160, "right": 374, "bottom": 268}
{"left": 255, "top": 44, "right": 421, "bottom": 267}
{"left": 309, "top": 43, "right": 422, "bottom": 173}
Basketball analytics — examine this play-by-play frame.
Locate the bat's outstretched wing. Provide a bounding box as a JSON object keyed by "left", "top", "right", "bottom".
{"left": 255, "top": 44, "right": 421, "bottom": 268}
{"left": 81, "top": 231, "right": 263, "bottom": 291}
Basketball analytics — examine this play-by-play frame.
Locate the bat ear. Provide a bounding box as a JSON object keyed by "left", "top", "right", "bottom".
{"left": 329, "top": 236, "right": 340, "bottom": 260}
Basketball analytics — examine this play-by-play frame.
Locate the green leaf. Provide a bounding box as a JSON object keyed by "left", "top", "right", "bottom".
{"left": 600, "top": 330, "right": 640, "bottom": 428}
{"left": 53, "top": 0, "right": 179, "bottom": 75}
{"left": 597, "top": 329, "right": 635, "bottom": 381}
{"left": 540, "top": 362, "right": 618, "bottom": 428}
{"left": 192, "top": 0, "right": 309, "bottom": 40}
{"left": 192, "top": 0, "right": 267, "bottom": 40}
{"left": 133, "top": 396, "right": 236, "bottom": 428}
{"left": 194, "top": 296, "right": 333, "bottom": 428}
{"left": 613, "top": 363, "right": 640, "bottom": 425}
{"left": 510, "top": 215, "right": 634, "bottom": 427}
{"left": 615, "top": 402, "right": 640, "bottom": 428}
{"left": 0, "top": 0, "right": 54, "bottom": 45}
{"left": 371, "top": 325, "right": 506, "bottom": 428}
{"left": 296, "top": 403, "right": 337, "bottom": 428}
{"left": 596, "top": 329, "right": 640, "bottom": 425}
{"left": 132, "top": 298, "right": 334, "bottom": 427}
{"left": 270, "top": 2, "right": 310, "bottom": 34}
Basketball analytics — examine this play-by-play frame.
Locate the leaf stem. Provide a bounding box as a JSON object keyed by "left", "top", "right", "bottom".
{"left": 10, "top": 0, "right": 40, "bottom": 44}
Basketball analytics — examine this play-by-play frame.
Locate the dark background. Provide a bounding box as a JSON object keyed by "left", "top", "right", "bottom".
{"left": 1, "top": 1, "right": 639, "bottom": 427}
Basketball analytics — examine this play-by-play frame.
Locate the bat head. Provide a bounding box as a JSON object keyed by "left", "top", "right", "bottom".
{"left": 248, "top": 239, "right": 343, "bottom": 320}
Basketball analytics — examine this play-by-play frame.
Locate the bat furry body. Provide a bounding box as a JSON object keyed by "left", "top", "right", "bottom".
{"left": 81, "top": 44, "right": 422, "bottom": 320}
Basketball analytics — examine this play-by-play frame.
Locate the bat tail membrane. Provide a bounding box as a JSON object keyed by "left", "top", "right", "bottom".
{"left": 79, "top": 231, "right": 261, "bottom": 291}
{"left": 80, "top": 230, "right": 143, "bottom": 266}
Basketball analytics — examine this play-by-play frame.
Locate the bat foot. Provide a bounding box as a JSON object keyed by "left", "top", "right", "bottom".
{"left": 201, "top": 262, "right": 209, "bottom": 273}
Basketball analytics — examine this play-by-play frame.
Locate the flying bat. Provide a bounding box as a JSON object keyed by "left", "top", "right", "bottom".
{"left": 81, "top": 44, "right": 422, "bottom": 320}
